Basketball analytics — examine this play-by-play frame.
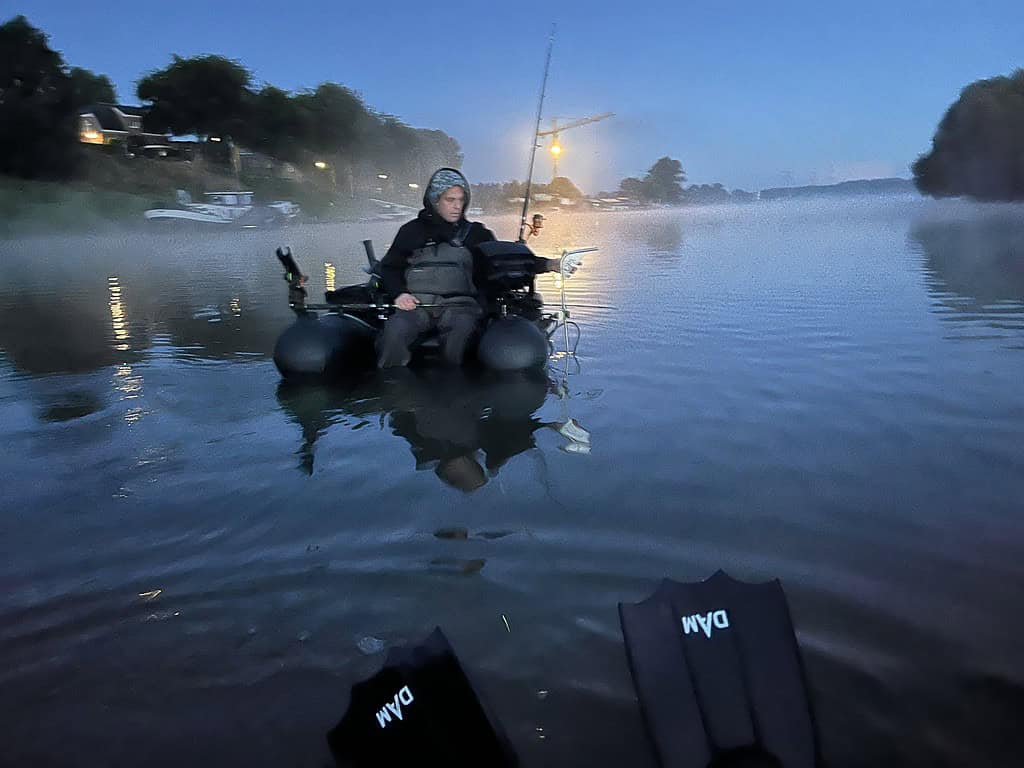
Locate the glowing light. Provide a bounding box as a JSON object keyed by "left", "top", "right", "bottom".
{"left": 377, "top": 173, "right": 388, "bottom": 180}
{"left": 209, "top": 136, "right": 222, "bottom": 142}
{"left": 80, "top": 130, "right": 103, "bottom": 144}
{"left": 108, "top": 276, "right": 129, "bottom": 346}
{"left": 314, "top": 161, "right": 328, "bottom": 169}
{"left": 408, "top": 183, "right": 419, "bottom": 189}
{"left": 550, "top": 144, "right": 562, "bottom": 156}
{"left": 324, "top": 262, "right": 336, "bottom": 292}
{"left": 115, "top": 364, "right": 142, "bottom": 397}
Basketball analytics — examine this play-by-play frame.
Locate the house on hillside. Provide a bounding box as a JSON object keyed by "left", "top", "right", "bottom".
{"left": 77, "top": 104, "right": 181, "bottom": 157}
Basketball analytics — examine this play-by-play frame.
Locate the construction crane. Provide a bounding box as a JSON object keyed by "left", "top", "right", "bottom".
{"left": 537, "top": 112, "right": 614, "bottom": 178}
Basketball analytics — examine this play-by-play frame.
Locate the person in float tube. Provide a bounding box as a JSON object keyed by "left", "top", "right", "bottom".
{"left": 376, "top": 168, "right": 497, "bottom": 368}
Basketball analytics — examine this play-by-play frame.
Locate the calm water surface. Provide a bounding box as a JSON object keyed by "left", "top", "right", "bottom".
{"left": 1, "top": 200, "right": 1023, "bottom": 767}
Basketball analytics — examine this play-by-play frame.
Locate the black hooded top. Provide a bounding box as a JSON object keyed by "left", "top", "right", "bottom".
{"left": 378, "top": 168, "right": 497, "bottom": 299}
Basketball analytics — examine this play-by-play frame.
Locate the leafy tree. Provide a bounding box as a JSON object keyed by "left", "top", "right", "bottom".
{"left": 293, "top": 82, "right": 369, "bottom": 156}
{"left": 547, "top": 176, "right": 584, "bottom": 199}
{"left": 242, "top": 85, "right": 311, "bottom": 162}
{"left": 68, "top": 66, "right": 116, "bottom": 108}
{"left": 643, "top": 156, "right": 686, "bottom": 204}
{"left": 137, "top": 54, "right": 253, "bottom": 139}
{"left": 0, "top": 15, "right": 78, "bottom": 179}
{"left": 913, "top": 69, "right": 1024, "bottom": 201}
{"left": 414, "top": 128, "right": 463, "bottom": 171}
{"left": 683, "top": 182, "right": 731, "bottom": 204}
{"left": 618, "top": 176, "right": 648, "bottom": 201}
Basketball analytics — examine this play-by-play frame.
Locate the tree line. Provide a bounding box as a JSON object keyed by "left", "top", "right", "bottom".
{"left": 0, "top": 15, "right": 462, "bottom": 186}
{"left": 609, "top": 157, "right": 755, "bottom": 205}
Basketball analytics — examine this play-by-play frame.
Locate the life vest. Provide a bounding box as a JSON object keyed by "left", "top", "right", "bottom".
{"left": 405, "top": 223, "right": 477, "bottom": 299}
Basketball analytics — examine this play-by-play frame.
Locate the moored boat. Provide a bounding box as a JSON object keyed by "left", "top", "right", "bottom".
{"left": 144, "top": 190, "right": 300, "bottom": 227}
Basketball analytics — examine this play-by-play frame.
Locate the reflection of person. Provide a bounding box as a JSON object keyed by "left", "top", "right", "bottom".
{"left": 278, "top": 368, "right": 590, "bottom": 483}
{"left": 377, "top": 168, "right": 497, "bottom": 368}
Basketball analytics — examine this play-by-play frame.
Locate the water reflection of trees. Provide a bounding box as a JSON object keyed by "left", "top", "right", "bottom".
{"left": 642, "top": 216, "right": 685, "bottom": 257}
{"left": 0, "top": 292, "right": 150, "bottom": 376}
{"left": 910, "top": 216, "right": 1024, "bottom": 335}
{"left": 276, "top": 368, "right": 589, "bottom": 488}
{"left": 0, "top": 274, "right": 290, "bottom": 377}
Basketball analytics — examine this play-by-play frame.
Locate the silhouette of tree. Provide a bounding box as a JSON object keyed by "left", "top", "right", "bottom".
{"left": 913, "top": 69, "right": 1024, "bottom": 201}
{"left": 68, "top": 66, "right": 116, "bottom": 108}
{"left": 137, "top": 54, "right": 253, "bottom": 139}
{"left": 643, "top": 156, "right": 686, "bottom": 203}
{"left": 0, "top": 15, "right": 78, "bottom": 179}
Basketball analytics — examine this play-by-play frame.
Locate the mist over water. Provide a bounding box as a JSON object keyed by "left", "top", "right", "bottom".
{"left": 2, "top": 199, "right": 1023, "bottom": 767}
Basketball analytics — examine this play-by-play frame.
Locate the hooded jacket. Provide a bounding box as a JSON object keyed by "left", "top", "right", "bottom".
{"left": 379, "top": 168, "right": 496, "bottom": 300}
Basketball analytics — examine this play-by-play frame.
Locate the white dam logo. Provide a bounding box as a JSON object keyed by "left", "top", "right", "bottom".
{"left": 375, "top": 686, "right": 415, "bottom": 728}
{"left": 681, "top": 610, "right": 730, "bottom": 638}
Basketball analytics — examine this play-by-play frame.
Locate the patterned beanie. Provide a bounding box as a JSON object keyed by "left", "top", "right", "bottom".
{"left": 426, "top": 168, "right": 470, "bottom": 207}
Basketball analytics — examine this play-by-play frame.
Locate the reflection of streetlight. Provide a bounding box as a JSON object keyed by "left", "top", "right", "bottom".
{"left": 377, "top": 173, "right": 389, "bottom": 180}
{"left": 408, "top": 183, "right": 419, "bottom": 189}
{"left": 314, "top": 160, "right": 328, "bottom": 170}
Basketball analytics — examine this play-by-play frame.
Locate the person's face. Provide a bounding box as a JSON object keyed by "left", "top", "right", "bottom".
{"left": 435, "top": 186, "right": 465, "bottom": 223}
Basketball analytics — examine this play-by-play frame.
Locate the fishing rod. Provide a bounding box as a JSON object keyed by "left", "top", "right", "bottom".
{"left": 518, "top": 26, "right": 556, "bottom": 244}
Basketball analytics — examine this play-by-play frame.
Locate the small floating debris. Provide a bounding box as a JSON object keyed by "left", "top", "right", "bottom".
{"left": 433, "top": 527, "right": 469, "bottom": 540}
{"left": 138, "top": 589, "right": 162, "bottom": 601}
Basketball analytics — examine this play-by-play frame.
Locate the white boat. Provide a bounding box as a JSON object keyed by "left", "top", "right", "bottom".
{"left": 144, "top": 190, "right": 300, "bottom": 226}
{"left": 367, "top": 198, "right": 418, "bottom": 221}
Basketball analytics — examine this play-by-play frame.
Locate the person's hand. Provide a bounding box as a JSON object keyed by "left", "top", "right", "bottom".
{"left": 395, "top": 292, "right": 419, "bottom": 311}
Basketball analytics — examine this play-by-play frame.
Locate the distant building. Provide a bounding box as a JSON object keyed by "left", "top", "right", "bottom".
{"left": 77, "top": 104, "right": 174, "bottom": 155}
{"left": 587, "top": 197, "right": 638, "bottom": 210}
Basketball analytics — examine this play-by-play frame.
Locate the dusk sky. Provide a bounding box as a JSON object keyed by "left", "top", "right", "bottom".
{"left": 20, "top": 1, "right": 1024, "bottom": 193}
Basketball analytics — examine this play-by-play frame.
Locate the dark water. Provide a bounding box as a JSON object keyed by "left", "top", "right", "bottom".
{"left": 2, "top": 200, "right": 1023, "bottom": 767}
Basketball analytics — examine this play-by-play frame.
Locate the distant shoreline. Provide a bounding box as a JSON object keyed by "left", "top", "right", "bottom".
{"left": 0, "top": 174, "right": 926, "bottom": 237}
{"left": 759, "top": 177, "right": 916, "bottom": 200}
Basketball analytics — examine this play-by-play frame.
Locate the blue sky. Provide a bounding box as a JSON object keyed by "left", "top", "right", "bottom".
{"left": 18, "top": 0, "right": 1024, "bottom": 193}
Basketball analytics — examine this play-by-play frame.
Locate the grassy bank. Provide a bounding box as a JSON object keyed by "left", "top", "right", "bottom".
{"left": 0, "top": 150, "right": 370, "bottom": 236}
{"left": 0, "top": 176, "right": 153, "bottom": 236}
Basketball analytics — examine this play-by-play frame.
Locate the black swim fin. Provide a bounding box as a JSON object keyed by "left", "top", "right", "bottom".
{"left": 327, "top": 627, "right": 517, "bottom": 767}
{"left": 619, "top": 571, "right": 822, "bottom": 768}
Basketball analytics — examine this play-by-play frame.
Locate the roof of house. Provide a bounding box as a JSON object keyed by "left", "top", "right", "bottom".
{"left": 78, "top": 103, "right": 149, "bottom": 131}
